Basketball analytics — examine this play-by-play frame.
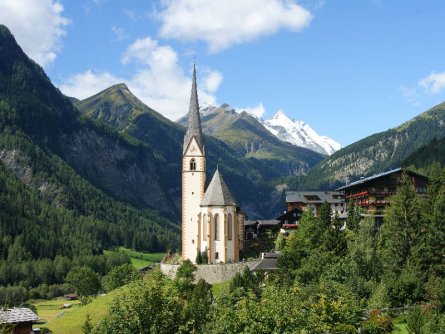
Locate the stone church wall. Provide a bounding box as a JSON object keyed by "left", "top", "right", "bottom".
{"left": 160, "top": 261, "right": 257, "bottom": 284}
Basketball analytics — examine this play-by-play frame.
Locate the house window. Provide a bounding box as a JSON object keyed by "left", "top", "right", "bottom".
{"left": 227, "top": 214, "right": 232, "bottom": 240}
{"left": 190, "top": 158, "right": 196, "bottom": 171}
{"left": 214, "top": 214, "right": 219, "bottom": 240}
{"left": 215, "top": 252, "right": 219, "bottom": 259}
{"left": 203, "top": 214, "right": 207, "bottom": 238}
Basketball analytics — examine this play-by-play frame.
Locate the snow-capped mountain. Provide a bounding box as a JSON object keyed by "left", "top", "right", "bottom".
{"left": 263, "top": 110, "right": 341, "bottom": 155}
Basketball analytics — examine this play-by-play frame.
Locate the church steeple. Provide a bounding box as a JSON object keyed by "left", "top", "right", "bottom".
{"left": 183, "top": 63, "right": 204, "bottom": 154}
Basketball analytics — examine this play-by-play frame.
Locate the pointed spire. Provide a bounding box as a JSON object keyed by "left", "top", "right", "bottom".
{"left": 183, "top": 63, "right": 204, "bottom": 154}
{"left": 200, "top": 169, "right": 237, "bottom": 206}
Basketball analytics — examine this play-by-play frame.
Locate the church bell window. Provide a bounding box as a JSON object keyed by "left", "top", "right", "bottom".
{"left": 190, "top": 158, "right": 196, "bottom": 171}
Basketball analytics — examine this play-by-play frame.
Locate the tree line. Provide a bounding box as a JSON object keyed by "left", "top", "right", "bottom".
{"left": 86, "top": 169, "right": 445, "bottom": 333}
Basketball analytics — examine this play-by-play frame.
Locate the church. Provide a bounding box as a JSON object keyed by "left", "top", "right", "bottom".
{"left": 182, "top": 65, "right": 245, "bottom": 264}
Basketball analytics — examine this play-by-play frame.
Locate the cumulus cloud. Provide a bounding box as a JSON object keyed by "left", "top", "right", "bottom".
{"left": 0, "top": 0, "right": 69, "bottom": 67}
{"left": 237, "top": 102, "right": 266, "bottom": 119}
{"left": 156, "top": 0, "right": 312, "bottom": 52}
{"left": 59, "top": 37, "right": 222, "bottom": 121}
{"left": 419, "top": 71, "right": 445, "bottom": 94}
{"left": 59, "top": 70, "right": 123, "bottom": 99}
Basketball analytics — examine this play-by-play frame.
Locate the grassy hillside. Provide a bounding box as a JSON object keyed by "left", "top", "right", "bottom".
{"left": 104, "top": 247, "right": 165, "bottom": 269}
{"left": 33, "top": 290, "right": 120, "bottom": 334}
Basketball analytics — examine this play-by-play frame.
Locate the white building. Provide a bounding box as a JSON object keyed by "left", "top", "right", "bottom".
{"left": 182, "top": 65, "right": 244, "bottom": 264}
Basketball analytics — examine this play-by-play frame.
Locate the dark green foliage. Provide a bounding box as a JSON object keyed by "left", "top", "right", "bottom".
{"left": 0, "top": 24, "right": 181, "bottom": 304}
{"left": 361, "top": 310, "right": 393, "bottom": 334}
{"left": 201, "top": 248, "right": 208, "bottom": 264}
{"left": 102, "top": 263, "right": 141, "bottom": 292}
{"left": 195, "top": 248, "right": 203, "bottom": 264}
{"left": 93, "top": 168, "right": 445, "bottom": 332}
{"left": 94, "top": 269, "right": 212, "bottom": 334}
{"left": 182, "top": 278, "right": 213, "bottom": 333}
{"left": 346, "top": 205, "right": 361, "bottom": 232}
{"left": 175, "top": 260, "right": 196, "bottom": 296}
{"left": 229, "top": 267, "right": 261, "bottom": 297}
{"left": 332, "top": 323, "right": 356, "bottom": 334}
{"left": 378, "top": 173, "right": 422, "bottom": 276}
{"left": 66, "top": 266, "right": 101, "bottom": 297}
{"left": 82, "top": 313, "right": 94, "bottom": 334}
{"left": 406, "top": 305, "right": 425, "bottom": 334}
{"left": 404, "top": 136, "right": 445, "bottom": 172}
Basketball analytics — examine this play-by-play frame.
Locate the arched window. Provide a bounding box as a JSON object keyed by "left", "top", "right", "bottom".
{"left": 190, "top": 158, "right": 196, "bottom": 171}
{"left": 203, "top": 214, "right": 207, "bottom": 238}
{"left": 227, "top": 214, "right": 233, "bottom": 240}
{"left": 214, "top": 214, "right": 219, "bottom": 240}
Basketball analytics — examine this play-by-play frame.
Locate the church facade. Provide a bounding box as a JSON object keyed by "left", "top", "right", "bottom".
{"left": 182, "top": 65, "right": 245, "bottom": 264}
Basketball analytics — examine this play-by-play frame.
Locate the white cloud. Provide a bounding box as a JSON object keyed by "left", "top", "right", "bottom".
{"left": 201, "top": 70, "right": 223, "bottom": 93}
{"left": 156, "top": 0, "right": 312, "bottom": 52}
{"left": 0, "top": 0, "right": 69, "bottom": 67}
{"left": 419, "top": 71, "right": 445, "bottom": 94}
{"left": 59, "top": 70, "right": 123, "bottom": 99}
{"left": 59, "top": 37, "right": 222, "bottom": 121}
{"left": 237, "top": 102, "right": 266, "bottom": 119}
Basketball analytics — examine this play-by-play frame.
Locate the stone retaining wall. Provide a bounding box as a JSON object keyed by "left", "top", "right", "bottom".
{"left": 160, "top": 261, "right": 257, "bottom": 284}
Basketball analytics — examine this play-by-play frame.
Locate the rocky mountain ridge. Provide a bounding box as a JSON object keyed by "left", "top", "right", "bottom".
{"left": 181, "top": 104, "right": 340, "bottom": 156}
{"left": 263, "top": 110, "right": 341, "bottom": 155}
{"left": 76, "top": 85, "right": 325, "bottom": 219}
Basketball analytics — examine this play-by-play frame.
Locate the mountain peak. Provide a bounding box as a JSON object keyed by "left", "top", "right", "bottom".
{"left": 112, "top": 83, "right": 129, "bottom": 91}
{"left": 263, "top": 110, "right": 341, "bottom": 155}
{"left": 272, "top": 109, "right": 289, "bottom": 120}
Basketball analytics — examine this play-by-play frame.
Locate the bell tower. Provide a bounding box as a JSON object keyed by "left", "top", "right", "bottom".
{"left": 182, "top": 64, "right": 206, "bottom": 262}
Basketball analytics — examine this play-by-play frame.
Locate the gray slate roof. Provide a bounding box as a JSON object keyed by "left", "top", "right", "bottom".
{"left": 183, "top": 64, "right": 204, "bottom": 154}
{"left": 286, "top": 191, "right": 344, "bottom": 204}
{"left": 244, "top": 220, "right": 281, "bottom": 226}
{"left": 0, "top": 308, "right": 39, "bottom": 324}
{"left": 201, "top": 169, "right": 237, "bottom": 206}
{"left": 249, "top": 253, "right": 280, "bottom": 271}
{"left": 336, "top": 168, "right": 403, "bottom": 190}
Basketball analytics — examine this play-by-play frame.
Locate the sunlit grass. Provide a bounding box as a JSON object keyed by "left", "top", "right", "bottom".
{"left": 104, "top": 247, "right": 165, "bottom": 269}
{"left": 32, "top": 290, "right": 120, "bottom": 334}
{"left": 211, "top": 280, "right": 231, "bottom": 298}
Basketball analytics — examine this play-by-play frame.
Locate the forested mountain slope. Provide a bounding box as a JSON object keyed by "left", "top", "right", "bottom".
{"left": 403, "top": 136, "right": 445, "bottom": 173}
{"left": 76, "top": 86, "right": 324, "bottom": 218}
{"left": 0, "top": 24, "right": 179, "bottom": 259}
{"left": 294, "top": 101, "right": 445, "bottom": 189}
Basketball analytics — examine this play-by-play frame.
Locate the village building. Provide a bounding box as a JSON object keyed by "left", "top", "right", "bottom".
{"left": 336, "top": 167, "right": 428, "bottom": 224}
{"left": 0, "top": 307, "right": 39, "bottom": 334}
{"left": 244, "top": 220, "right": 281, "bottom": 240}
{"left": 285, "top": 191, "right": 345, "bottom": 218}
{"left": 182, "top": 65, "right": 245, "bottom": 264}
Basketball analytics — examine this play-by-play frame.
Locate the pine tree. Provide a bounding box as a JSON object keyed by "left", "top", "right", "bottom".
{"left": 82, "top": 313, "right": 93, "bottom": 334}
{"left": 378, "top": 172, "right": 422, "bottom": 276}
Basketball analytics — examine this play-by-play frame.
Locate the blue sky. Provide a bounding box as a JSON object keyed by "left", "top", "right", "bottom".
{"left": 1, "top": 0, "right": 445, "bottom": 146}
